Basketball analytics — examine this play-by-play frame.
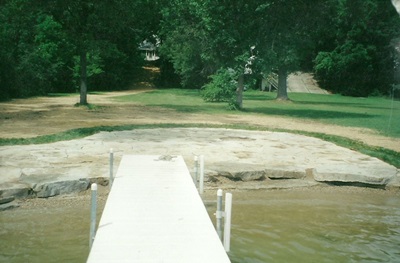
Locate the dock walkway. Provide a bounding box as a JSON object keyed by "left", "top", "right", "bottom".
{"left": 87, "top": 155, "right": 230, "bottom": 263}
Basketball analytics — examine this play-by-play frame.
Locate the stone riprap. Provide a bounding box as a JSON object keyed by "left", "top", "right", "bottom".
{"left": 0, "top": 128, "right": 398, "bottom": 202}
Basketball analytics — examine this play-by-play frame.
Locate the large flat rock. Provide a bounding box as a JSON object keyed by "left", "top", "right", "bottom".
{"left": 0, "top": 128, "right": 398, "bottom": 199}
{"left": 313, "top": 164, "right": 396, "bottom": 185}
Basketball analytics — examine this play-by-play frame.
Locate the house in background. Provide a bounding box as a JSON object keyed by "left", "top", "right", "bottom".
{"left": 139, "top": 40, "right": 159, "bottom": 61}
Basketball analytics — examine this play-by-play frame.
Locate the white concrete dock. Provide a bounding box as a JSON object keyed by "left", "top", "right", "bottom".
{"left": 87, "top": 155, "right": 231, "bottom": 263}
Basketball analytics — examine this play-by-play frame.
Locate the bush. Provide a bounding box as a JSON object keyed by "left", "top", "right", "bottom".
{"left": 314, "top": 41, "right": 376, "bottom": 96}
{"left": 201, "top": 68, "right": 237, "bottom": 102}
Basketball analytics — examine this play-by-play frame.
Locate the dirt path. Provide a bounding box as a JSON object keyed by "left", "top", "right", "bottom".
{"left": 1, "top": 89, "right": 399, "bottom": 152}
{"left": 287, "top": 72, "right": 329, "bottom": 94}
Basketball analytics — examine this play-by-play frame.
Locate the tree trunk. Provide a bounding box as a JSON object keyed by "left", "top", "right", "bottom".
{"left": 236, "top": 74, "right": 244, "bottom": 109}
{"left": 79, "top": 49, "right": 88, "bottom": 105}
{"left": 276, "top": 65, "right": 289, "bottom": 100}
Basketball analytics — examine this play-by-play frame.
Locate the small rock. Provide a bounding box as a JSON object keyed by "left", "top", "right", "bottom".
{"left": 0, "top": 196, "right": 15, "bottom": 205}
{"left": 33, "top": 179, "right": 90, "bottom": 198}
{"left": 0, "top": 183, "right": 32, "bottom": 199}
{"left": 264, "top": 168, "right": 306, "bottom": 180}
{"left": 386, "top": 169, "right": 400, "bottom": 190}
{"left": 211, "top": 162, "right": 266, "bottom": 181}
{"left": 89, "top": 177, "right": 109, "bottom": 186}
{"left": 155, "top": 155, "right": 177, "bottom": 161}
{"left": 0, "top": 201, "right": 19, "bottom": 211}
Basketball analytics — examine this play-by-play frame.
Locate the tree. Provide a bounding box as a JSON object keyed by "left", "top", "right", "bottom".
{"left": 0, "top": 0, "right": 157, "bottom": 101}
{"left": 252, "top": 1, "right": 334, "bottom": 100}
{"left": 50, "top": 0, "right": 101, "bottom": 105}
{"left": 159, "top": 0, "right": 212, "bottom": 89}
{"left": 0, "top": 0, "right": 44, "bottom": 99}
{"left": 160, "top": 0, "right": 333, "bottom": 107}
{"left": 314, "top": 0, "right": 400, "bottom": 96}
{"left": 160, "top": 0, "right": 259, "bottom": 108}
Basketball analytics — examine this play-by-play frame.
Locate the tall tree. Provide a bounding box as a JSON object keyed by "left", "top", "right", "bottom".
{"left": 160, "top": 0, "right": 212, "bottom": 88}
{"left": 50, "top": 0, "right": 160, "bottom": 104}
{"left": 160, "top": 0, "right": 333, "bottom": 107}
{"left": 0, "top": 0, "right": 43, "bottom": 99}
{"left": 160, "top": 0, "right": 259, "bottom": 108}
{"left": 314, "top": 0, "right": 400, "bottom": 96}
{"left": 0, "top": 0, "right": 157, "bottom": 101}
{"left": 51, "top": 0, "right": 103, "bottom": 105}
{"left": 253, "top": 1, "right": 333, "bottom": 100}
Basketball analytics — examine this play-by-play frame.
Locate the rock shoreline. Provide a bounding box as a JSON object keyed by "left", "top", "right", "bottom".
{"left": 1, "top": 128, "right": 399, "bottom": 211}
{"left": 1, "top": 170, "right": 399, "bottom": 211}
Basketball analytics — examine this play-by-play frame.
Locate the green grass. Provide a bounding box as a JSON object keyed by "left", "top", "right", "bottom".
{"left": 2, "top": 89, "right": 399, "bottom": 168}
{"left": 47, "top": 91, "right": 106, "bottom": 97}
{"left": 114, "top": 89, "right": 400, "bottom": 137}
{"left": 114, "top": 89, "right": 228, "bottom": 114}
{"left": 74, "top": 102, "right": 106, "bottom": 111}
{"left": 244, "top": 91, "right": 400, "bottom": 138}
{"left": 46, "top": 93, "right": 76, "bottom": 97}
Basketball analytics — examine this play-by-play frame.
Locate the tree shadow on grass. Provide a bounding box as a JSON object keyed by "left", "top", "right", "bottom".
{"left": 294, "top": 100, "right": 370, "bottom": 107}
{"left": 244, "top": 92, "right": 397, "bottom": 110}
{"left": 244, "top": 107, "right": 376, "bottom": 120}
{"left": 151, "top": 103, "right": 375, "bottom": 120}
{"left": 148, "top": 103, "right": 226, "bottom": 113}
{"left": 294, "top": 100, "right": 397, "bottom": 110}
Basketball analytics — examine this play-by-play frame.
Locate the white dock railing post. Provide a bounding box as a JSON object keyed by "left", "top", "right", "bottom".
{"left": 199, "top": 155, "right": 204, "bottom": 194}
{"left": 193, "top": 156, "right": 199, "bottom": 187}
{"left": 109, "top": 148, "right": 114, "bottom": 188}
{"left": 223, "top": 193, "right": 232, "bottom": 252}
{"left": 216, "top": 189, "right": 224, "bottom": 240}
{"left": 89, "top": 183, "right": 98, "bottom": 249}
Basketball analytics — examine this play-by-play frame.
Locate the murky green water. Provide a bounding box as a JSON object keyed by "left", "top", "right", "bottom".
{"left": 206, "top": 188, "right": 400, "bottom": 263}
{"left": 1, "top": 188, "right": 399, "bottom": 263}
{"left": 0, "top": 194, "right": 106, "bottom": 263}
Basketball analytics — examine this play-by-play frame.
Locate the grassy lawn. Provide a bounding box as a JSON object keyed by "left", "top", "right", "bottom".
{"left": 114, "top": 89, "right": 400, "bottom": 138}
{"left": 2, "top": 89, "right": 399, "bottom": 168}
{"left": 245, "top": 92, "right": 400, "bottom": 138}
{"left": 114, "top": 89, "right": 227, "bottom": 114}
{"left": 113, "top": 89, "right": 400, "bottom": 168}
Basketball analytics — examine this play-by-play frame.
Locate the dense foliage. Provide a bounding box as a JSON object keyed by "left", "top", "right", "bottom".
{"left": 0, "top": 0, "right": 160, "bottom": 101}
{"left": 201, "top": 68, "right": 237, "bottom": 107}
{"left": 313, "top": 0, "right": 400, "bottom": 96}
{"left": 1, "top": 0, "right": 399, "bottom": 102}
{"left": 160, "top": 0, "right": 400, "bottom": 103}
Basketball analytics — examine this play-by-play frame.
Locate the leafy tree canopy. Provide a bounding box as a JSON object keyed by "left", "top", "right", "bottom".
{"left": 314, "top": 0, "right": 400, "bottom": 96}
{"left": 0, "top": 0, "right": 161, "bottom": 101}
{"left": 1, "top": 0, "right": 399, "bottom": 102}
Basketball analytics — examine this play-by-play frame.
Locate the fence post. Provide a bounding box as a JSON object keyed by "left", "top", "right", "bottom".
{"left": 89, "top": 183, "right": 98, "bottom": 249}
{"left": 109, "top": 148, "right": 114, "bottom": 188}
{"left": 193, "top": 156, "right": 199, "bottom": 187}
{"left": 199, "top": 155, "right": 204, "bottom": 194}
{"left": 223, "top": 193, "right": 232, "bottom": 252}
{"left": 216, "top": 189, "right": 223, "bottom": 240}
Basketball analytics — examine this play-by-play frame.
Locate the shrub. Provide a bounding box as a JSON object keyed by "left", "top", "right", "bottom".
{"left": 201, "top": 68, "right": 237, "bottom": 102}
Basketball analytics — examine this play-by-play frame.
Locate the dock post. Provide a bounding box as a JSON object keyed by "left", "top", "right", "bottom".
{"left": 223, "top": 193, "right": 232, "bottom": 252}
{"left": 109, "top": 148, "right": 114, "bottom": 188}
{"left": 89, "top": 183, "right": 98, "bottom": 249}
{"left": 193, "top": 156, "right": 199, "bottom": 187}
{"left": 216, "top": 189, "right": 223, "bottom": 240}
{"left": 199, "top": 155, "right": 204, "bottom": 194}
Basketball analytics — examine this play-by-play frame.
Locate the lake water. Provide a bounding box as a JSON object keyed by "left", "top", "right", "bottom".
{"left": 1, "top": 187, "right": 399, "bottom": 263}
{"left": 206, "top": 188, "right": 400, "bottom": 263}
